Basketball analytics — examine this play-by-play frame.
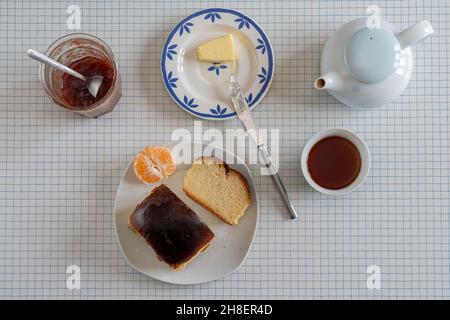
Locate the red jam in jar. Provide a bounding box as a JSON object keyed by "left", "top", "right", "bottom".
{"left": 61, "top": 56, "right": 115, "bottom": 108}
{"left": 40, "top": 33, "right": 121, "bottom": 118}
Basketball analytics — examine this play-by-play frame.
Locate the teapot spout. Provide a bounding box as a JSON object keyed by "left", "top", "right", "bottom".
{"left": 314, "top": 74, "right": 341, "bottom": 91}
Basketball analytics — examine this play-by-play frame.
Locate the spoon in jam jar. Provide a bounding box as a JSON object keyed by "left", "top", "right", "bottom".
{"left": 27, "top": 49, "right": 104, "bottom": 98}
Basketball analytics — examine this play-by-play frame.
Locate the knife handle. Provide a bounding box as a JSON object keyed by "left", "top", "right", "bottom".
{"left": 270, "top": 172, "right": 298, "bottom": 219}
{"left": 258, "top": 145, "right": 298, "bottom": 219}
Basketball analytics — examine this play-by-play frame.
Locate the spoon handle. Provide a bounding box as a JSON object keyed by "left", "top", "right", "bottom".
{"left": 27, "top": 49, "right": 87, "bottom": 81}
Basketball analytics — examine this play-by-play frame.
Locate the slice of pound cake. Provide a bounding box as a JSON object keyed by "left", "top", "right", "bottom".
{"left": 183, "top": 157, "right": 251, "bottom": 225}
{"left": 128, "top": 184, "right": 214, "bottom": 270}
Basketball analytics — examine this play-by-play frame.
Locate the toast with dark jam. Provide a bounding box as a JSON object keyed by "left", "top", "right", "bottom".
{"left": 128, "top": 184, "right": 214, "bottom": 270}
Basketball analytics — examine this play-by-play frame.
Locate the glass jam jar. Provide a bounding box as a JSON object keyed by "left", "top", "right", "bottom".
{"left": 39, "top": 33, "right": 121, "bottom": 118}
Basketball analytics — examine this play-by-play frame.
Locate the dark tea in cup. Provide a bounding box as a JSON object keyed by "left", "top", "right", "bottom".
{"left": 307, "top": 136, "right": 361, "bottom": 190}
{"left": 301, "top": 128, "right": 370, "bottom": 196}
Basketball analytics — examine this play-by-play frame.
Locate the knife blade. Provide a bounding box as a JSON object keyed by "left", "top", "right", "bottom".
{"left": 229, "top": 74, "right": 298, "bottom": 219}
{"left": 229, "top": 74, "right": 260, "bottom": 145}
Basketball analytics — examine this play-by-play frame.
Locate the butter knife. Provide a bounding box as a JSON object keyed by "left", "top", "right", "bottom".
{"left": 229, "top": 74, "right": 298, "bottom": 219}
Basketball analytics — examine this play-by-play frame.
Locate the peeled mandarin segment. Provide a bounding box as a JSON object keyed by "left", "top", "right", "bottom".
{"left": 133, "top": 146, "right": 176, "bottom": 184}
{"left": 134, "top": 156, "right": 162, "bottom": 184}
{"left": 150, "top": 147, "right": 176, "bottom": 176}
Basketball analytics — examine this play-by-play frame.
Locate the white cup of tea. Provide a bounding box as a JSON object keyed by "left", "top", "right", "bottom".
{"left": 301, "top": 128, "right": 370, "bottom": 196}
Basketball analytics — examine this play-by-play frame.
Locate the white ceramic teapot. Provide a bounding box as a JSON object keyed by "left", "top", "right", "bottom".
{"left": 315, "top": 18, "right": 433, "bottom": 108}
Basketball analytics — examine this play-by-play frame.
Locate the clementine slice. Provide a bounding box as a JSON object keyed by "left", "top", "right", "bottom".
{"left": 133, "top": 146, "right": 176, "bottom": 184}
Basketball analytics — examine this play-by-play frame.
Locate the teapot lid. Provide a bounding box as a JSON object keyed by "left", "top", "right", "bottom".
{"left": 344, "top": 28, "right": 399, "bottom": 84}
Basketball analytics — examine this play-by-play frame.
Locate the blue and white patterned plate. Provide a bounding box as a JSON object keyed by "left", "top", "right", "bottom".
{"left": 161, "top": 8, "right": 274, "bottom": 120}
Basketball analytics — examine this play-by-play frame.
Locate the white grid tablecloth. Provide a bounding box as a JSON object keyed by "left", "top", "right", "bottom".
{"left": 0, "top": 0, "right": 449, "bottom": 299}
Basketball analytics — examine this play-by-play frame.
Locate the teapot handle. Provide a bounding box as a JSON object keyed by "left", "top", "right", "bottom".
{"left": 396, "top": 20, "right": 434, "bottom": 49}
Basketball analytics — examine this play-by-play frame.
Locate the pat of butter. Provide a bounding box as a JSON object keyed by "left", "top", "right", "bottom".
{"left": 197, "top": 34, "right": 235, "bottom": 63}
